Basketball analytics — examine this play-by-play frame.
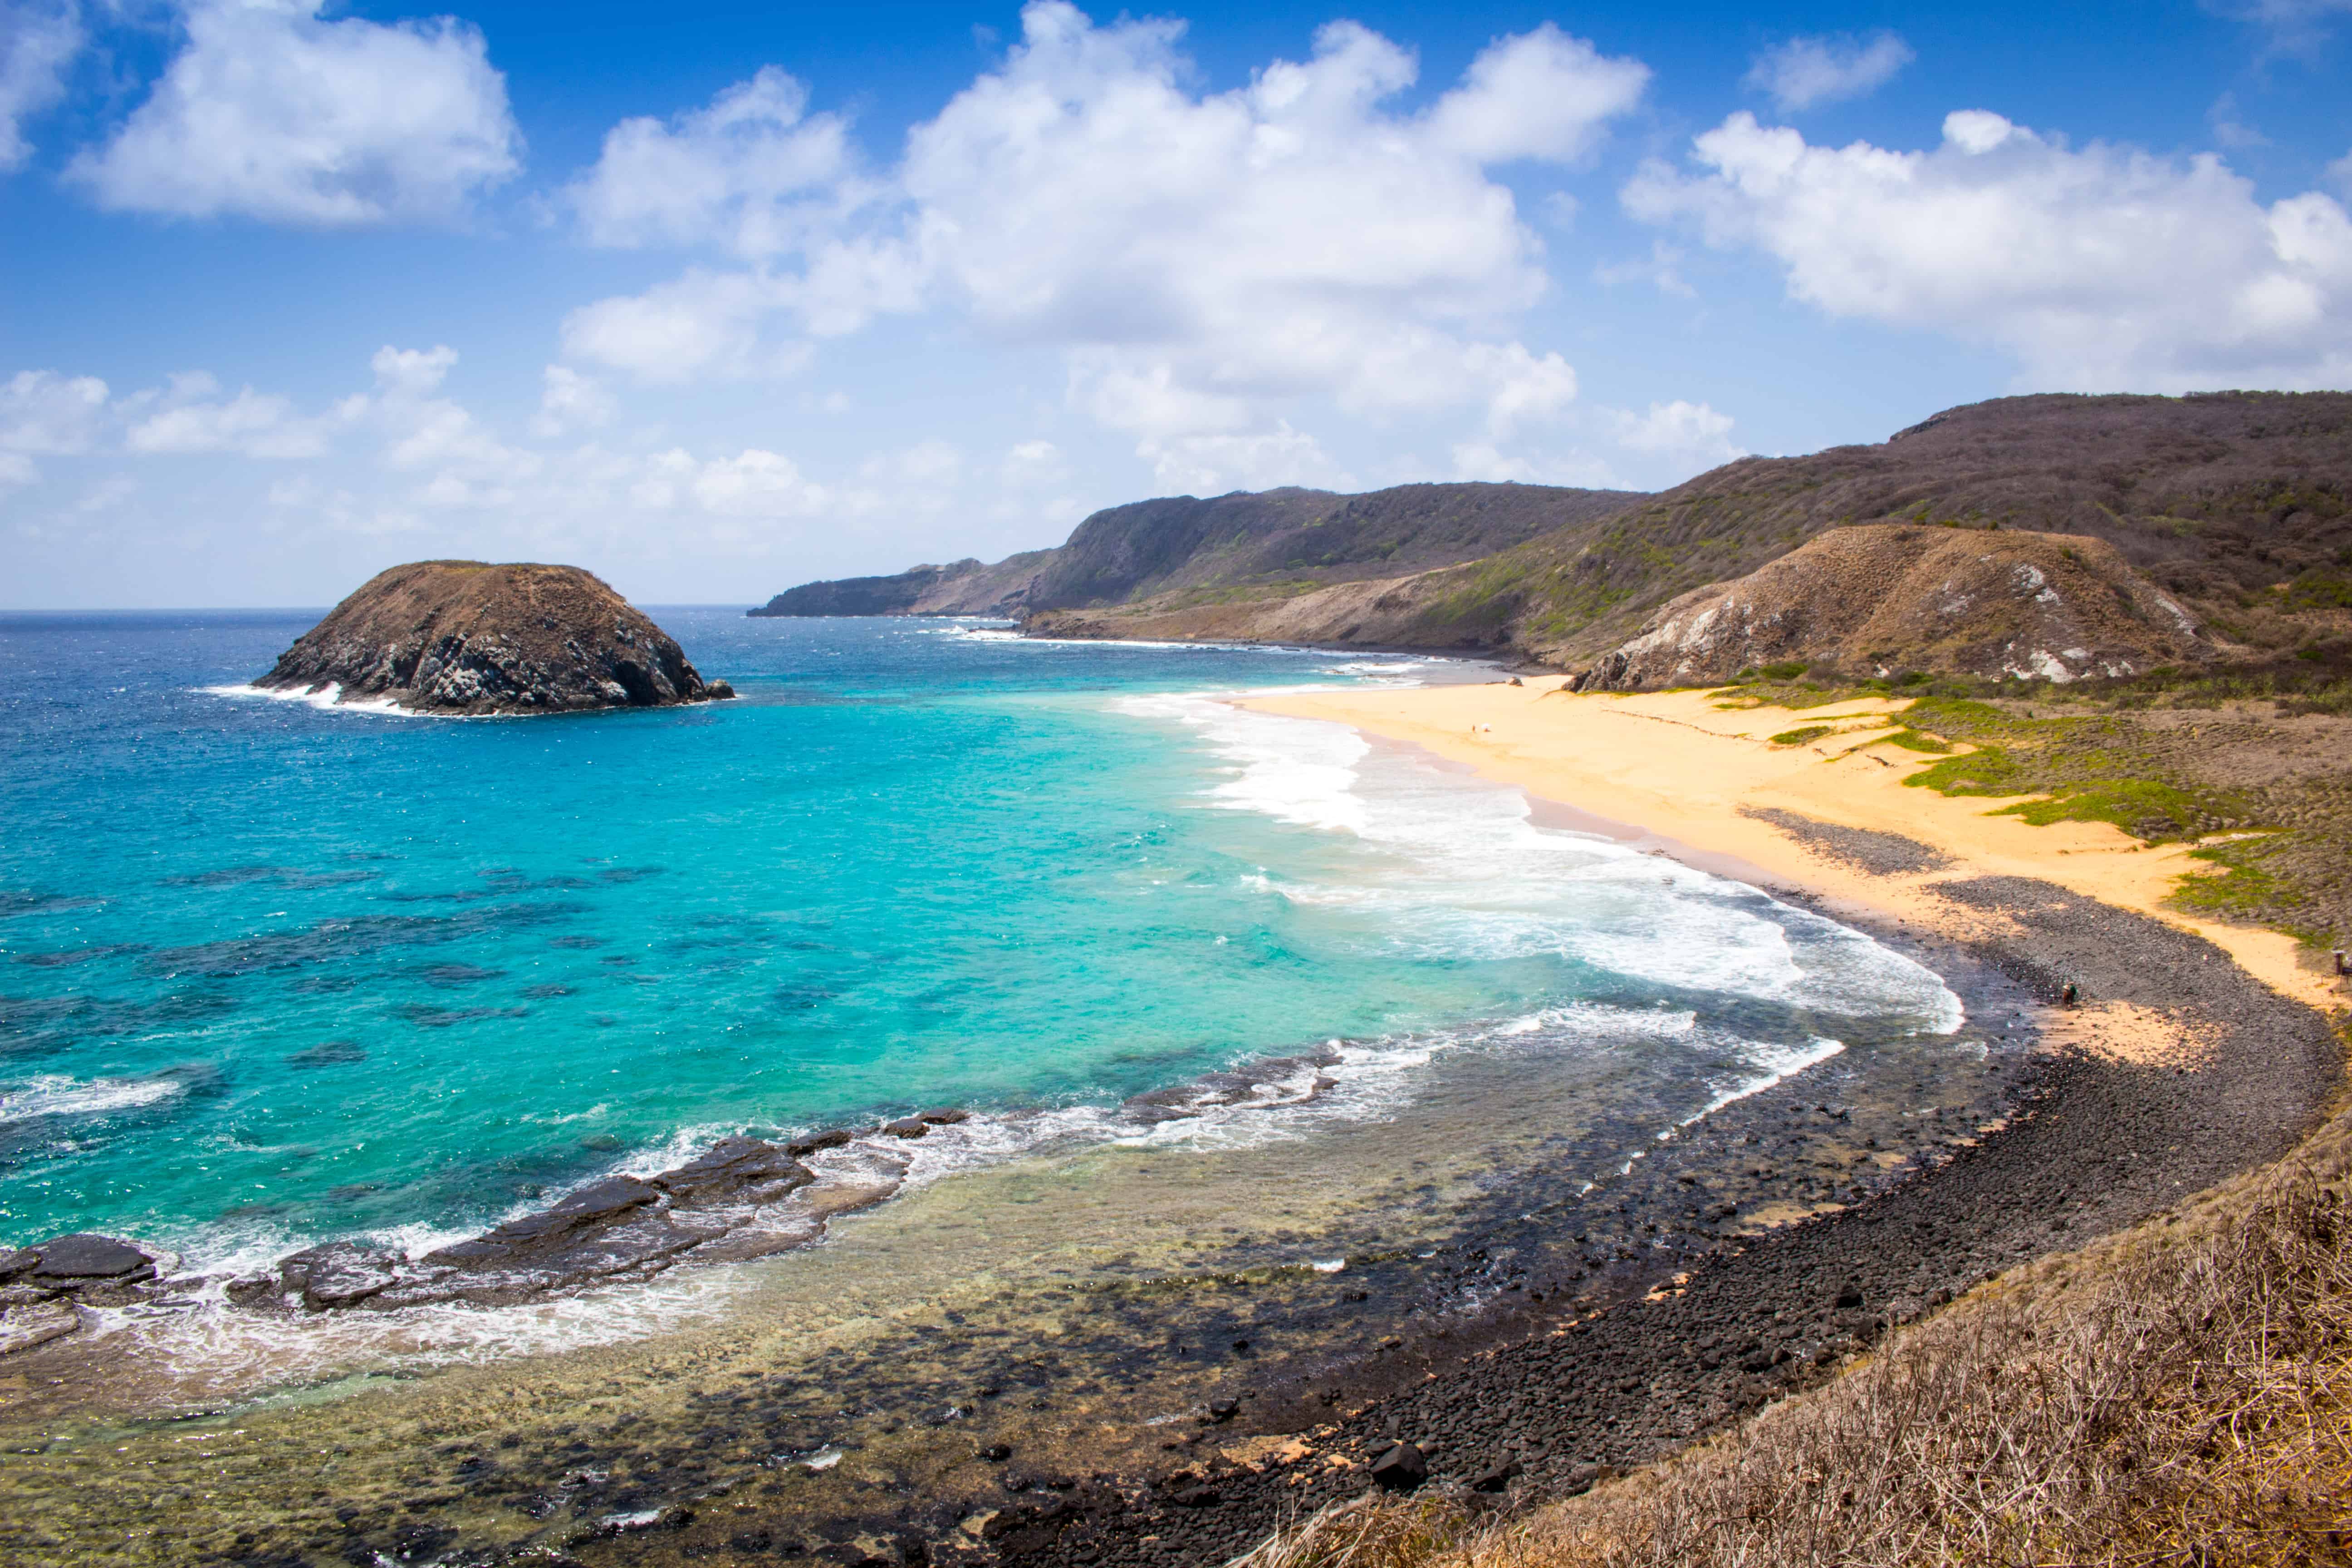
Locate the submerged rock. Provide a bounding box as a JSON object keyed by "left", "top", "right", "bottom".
{"left": 255, "top": 559, "right": 735, "bottom": 715}
{"left": 227, "top": 1137, "right": 829, "bottom": 1313}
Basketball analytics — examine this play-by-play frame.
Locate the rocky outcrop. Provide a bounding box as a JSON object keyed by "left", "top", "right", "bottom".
{"left": 258, "top": 560, "right": 735, "bottom": 715}
{"left": 0, "top": 1233, "right": 173, "bottom": 1354}
{"left": 1569, "top": 524, "right": 2213, "bottom": 691}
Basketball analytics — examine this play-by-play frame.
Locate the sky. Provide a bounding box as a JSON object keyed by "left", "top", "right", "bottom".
{"left": 2, "top": 1, "right": 2349, "bottom": 609}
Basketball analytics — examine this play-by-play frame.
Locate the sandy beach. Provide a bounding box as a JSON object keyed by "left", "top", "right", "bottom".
{"left": 1243, "top": 678, "right": 2341, "bottom": 1012}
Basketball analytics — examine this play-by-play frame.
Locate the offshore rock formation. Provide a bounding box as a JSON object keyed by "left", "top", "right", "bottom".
{"left": 1570, "top": 524, "right": 2213, "bottom": 691}
{"left": 258, "top": 560, "right": 734, "bottom": 715}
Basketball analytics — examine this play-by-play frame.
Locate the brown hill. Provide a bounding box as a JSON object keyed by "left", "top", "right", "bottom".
{"left": 1568, "top": 524, "right": 2213, "bottom": 691}
{"left": 1029, "top": 392, "right": 2352, "bottom": 666}
{"left": 749, "top": 482, "right": 1643, "bottom": 619}
{"left": 258, "top": 561, "right": 731, "bottom": 715}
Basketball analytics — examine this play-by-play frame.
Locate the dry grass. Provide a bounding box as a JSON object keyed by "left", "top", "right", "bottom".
{"left": 1238, "top": 1048, "right": 2352, "bottom": 1568}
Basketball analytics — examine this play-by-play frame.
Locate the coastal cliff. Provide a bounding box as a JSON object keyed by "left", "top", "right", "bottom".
{"left": 749, "top": 481, "right": 1643, "bottom": 621}
{"left": 257, "top": 560, "right": 733, "bottom": 715}
{"left": 764, "top": 392, "right": 2352, "bottom": 684}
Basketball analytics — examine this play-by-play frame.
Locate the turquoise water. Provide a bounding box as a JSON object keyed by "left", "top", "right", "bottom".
{"left": 0, "top": 611, "right": 1959, "bottom": 1276}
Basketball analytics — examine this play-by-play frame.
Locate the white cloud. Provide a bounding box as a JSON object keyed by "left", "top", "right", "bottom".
{"left": 0, "top": 452, "right": 37, "bottom": 487}
{"left": 566, "top": 65, "right": 872, "bottom": 257}
{"left": 557, "top": 2, "right": 1647, "bottom": 491}
{"left": 0, "top": 0, "right": 81, "bottom": 172}
{"left": 1626, "top": 110, "right": 2352, "bottom": 391}
{"left": 2209, "top": 0, "right": 2352, "bottom": 52}
{"left": 559, "top": 268, "right": 812, "bottom": 382}
{"left": 1610, "top": 399, "right": 1745, "bottom": 467}
{"left": 2327, "top": 148, "right": 2352, "bottom": 199}
{"left": 1, "top": 369, "right": 108, "bottom": 452}
{"left": 2208, "top": 93, "right": 2269, "bottom": 151}
{"left": 123, "top": 372, "right": 332, "bottom": 457}
{"left": 532, "top": 366, "right": 615, "bottom": 436}
{"left": 681, "top": 447, "right": 831, "bottom": 519}
{"left": 1744, "top": 32, "right": 1914, "bottom": 113}
{"left": 1138, "top": 424, "right": 1337, "bottom": 494}
{"left": 1423, "top": 23, "right": 1650, "bottom": 164}
{"left": 70, "top": 0, "right": 519, "bottom": 225}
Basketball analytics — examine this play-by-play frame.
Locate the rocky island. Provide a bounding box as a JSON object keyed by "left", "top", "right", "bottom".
{"left": 255, "top": 559, "right": 733, "bottom": 715}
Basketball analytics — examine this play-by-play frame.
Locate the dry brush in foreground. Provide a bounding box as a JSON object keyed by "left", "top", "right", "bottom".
{"left": 1238, "top": 1039, "right": 2352, "bottom": 1568}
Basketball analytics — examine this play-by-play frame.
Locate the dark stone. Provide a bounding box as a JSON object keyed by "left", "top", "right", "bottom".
{"left": 980, "top": 1444, "right": 1013, "bottom": 1462}
{"left": 787, "top": 1128, "right": 855, "bottom": 1156}
{"left": 1169, "top": 1487, "right": 1220, "bottom": 1508}
{"left": 1205, "top": 1399, "right": 1239, "bottom": 1424}
{"left": 652, "top": 1137, "right": 814, "bottom": 1207}
{"left": 706, "top": 680, "right": 737, "bottom": 701}
{"left": 32, "top": 1234, "right": 152, "bottom": 1280}
{"left": 279, "top": 1242, "right": 405, "bottom": 1309}
{"left": 1367, "top": 1442, "right": 1426, "bottom": 1492}
{"left": 0, "top": 1248, "right": 39, "bottom": 1282}
{"left": 1470, "top": 1458, "right": 1521, "bottom": 1493}
{"left": 919, "top": 1108, "right": 969, "bottom": 1125}
{"left": 882, "top": 1118, "right": 930, "bottom": 1140}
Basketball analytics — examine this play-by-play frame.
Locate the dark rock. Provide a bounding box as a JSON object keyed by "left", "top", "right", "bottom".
{"left": 1367, "top": 1442, "right": 1426, "bottom": 1492}
{"left": 1169, "top": 1487, "right": 1220, "bottom": 1508}
{"left": 279, "top": 1242, "right": 405, "bottom": 1309}
{"left": 0, "top": 1248, "right": 39, "bottom": 1282}
{"left": 1206, "top": 1399, "right": 1239, "bottom": 1423}
{"left": 1470, "top": 1458, "right": 1521, "bottom": 1493}
{"left": 919, "top": 1108, "right": 970, "bottom": 1125}
{"left": 254, "top": 560, "right": 729, "bottom": 715}
{"left": 651, "top": 1137, "right": 814, "bottom": 1207}
{"left": 706, "top": 680, "right": 737, "bottom": 701}
{"left": 788, "top": 1128, "right": 855, "bottom": 1156}
{"left": 32, "top": 1233, "right": 152, "bottom": 1280}
{"left": 882, "top": 1118, "right": 930, "bottom": 1140}
{"left": 980, "top": 1445, "right": 1013, "bottom": 1463}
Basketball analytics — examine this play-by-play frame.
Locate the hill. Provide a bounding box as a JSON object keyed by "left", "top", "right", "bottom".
{"left": 1030, "top": 392, "right": 2352, "bottom": 669}
{"left": 748, "top": 482, "right": 1644, "bottom": 620}
{"left": 1568, "top": 524, "right": 2214, "bottom": 691}
{"left": 257, "top": 561, "right": 732, "bottom": 715}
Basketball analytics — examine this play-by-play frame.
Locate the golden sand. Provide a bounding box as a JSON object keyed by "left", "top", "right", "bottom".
{"left": 1241, "top": 679, "right": 2341, "bottom": 1012}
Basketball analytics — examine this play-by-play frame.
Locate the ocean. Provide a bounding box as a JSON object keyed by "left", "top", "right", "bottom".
{"left": 0, "top": 609, "right": 1970, "bottom": 1403}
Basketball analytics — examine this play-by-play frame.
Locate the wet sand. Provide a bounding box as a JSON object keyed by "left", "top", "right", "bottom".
{"left": 1241, "top": 680, "right": 2342, "bottom": 1010}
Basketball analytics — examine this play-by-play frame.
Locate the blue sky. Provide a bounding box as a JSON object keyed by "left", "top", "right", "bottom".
{"left": 3, "top": 0, "right": 2348, "bottom": 608}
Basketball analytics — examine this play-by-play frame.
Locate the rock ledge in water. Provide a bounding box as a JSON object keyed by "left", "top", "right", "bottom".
{"left": 256, "top": 559, "right": 734, "bottom": 715}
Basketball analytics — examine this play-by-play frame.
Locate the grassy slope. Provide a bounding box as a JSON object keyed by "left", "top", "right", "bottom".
{"left": 1367, "top": 391, "right": 2352, "bottom": 665}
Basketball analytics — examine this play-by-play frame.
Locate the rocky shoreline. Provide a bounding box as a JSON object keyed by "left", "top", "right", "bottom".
{"left": 0, "top": 860, "right": 2331, "bottom": 1568}
{"left": 941, "top": 873, "right": 2342, "bottom": 1568}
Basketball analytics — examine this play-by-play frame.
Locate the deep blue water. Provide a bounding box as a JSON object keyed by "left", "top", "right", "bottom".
{"left": 0, "top": 611, "right": 1958, "bottom": 1269}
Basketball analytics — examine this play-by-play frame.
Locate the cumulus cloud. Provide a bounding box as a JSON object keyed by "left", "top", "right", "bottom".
{"left": 1626, "top": 110, "right": 2352, "bottom": 391}
{"left": 1, "top": 369, "right": 108, "bottom": 452}
{"left": 123, "top": 371, "right": 333, "bottom": 457}
{"left": 531, "top": 366, "right": 616, "bottom": 437}
{"left": 565, "top": 65, "right": 872, "bottom": 256}
{"left": 71, "top": 0, "right": 519, "bottom": 225}
{"left": 1610, "top": 399, "right": 1745, "bottom": 467}
{"left": 1743, "top": 32, "right": 1914, "bottom": 113}
{"left": 0, "top": 0, "right": 81, "bottom": 172}
{"left": 559, "top": 2, "right": 1646, "bottom": 488}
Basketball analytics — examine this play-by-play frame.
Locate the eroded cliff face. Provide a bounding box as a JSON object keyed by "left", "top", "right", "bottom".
{"left": 1569, "top": 525, "right": 2213, "bottom": 691}
{"left": 258, "top": 560, "right": 733, "bottom": 715}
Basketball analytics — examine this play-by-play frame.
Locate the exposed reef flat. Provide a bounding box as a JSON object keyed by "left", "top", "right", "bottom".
{"left": 256, "top": 559, "right": 733, "bottom": 715}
